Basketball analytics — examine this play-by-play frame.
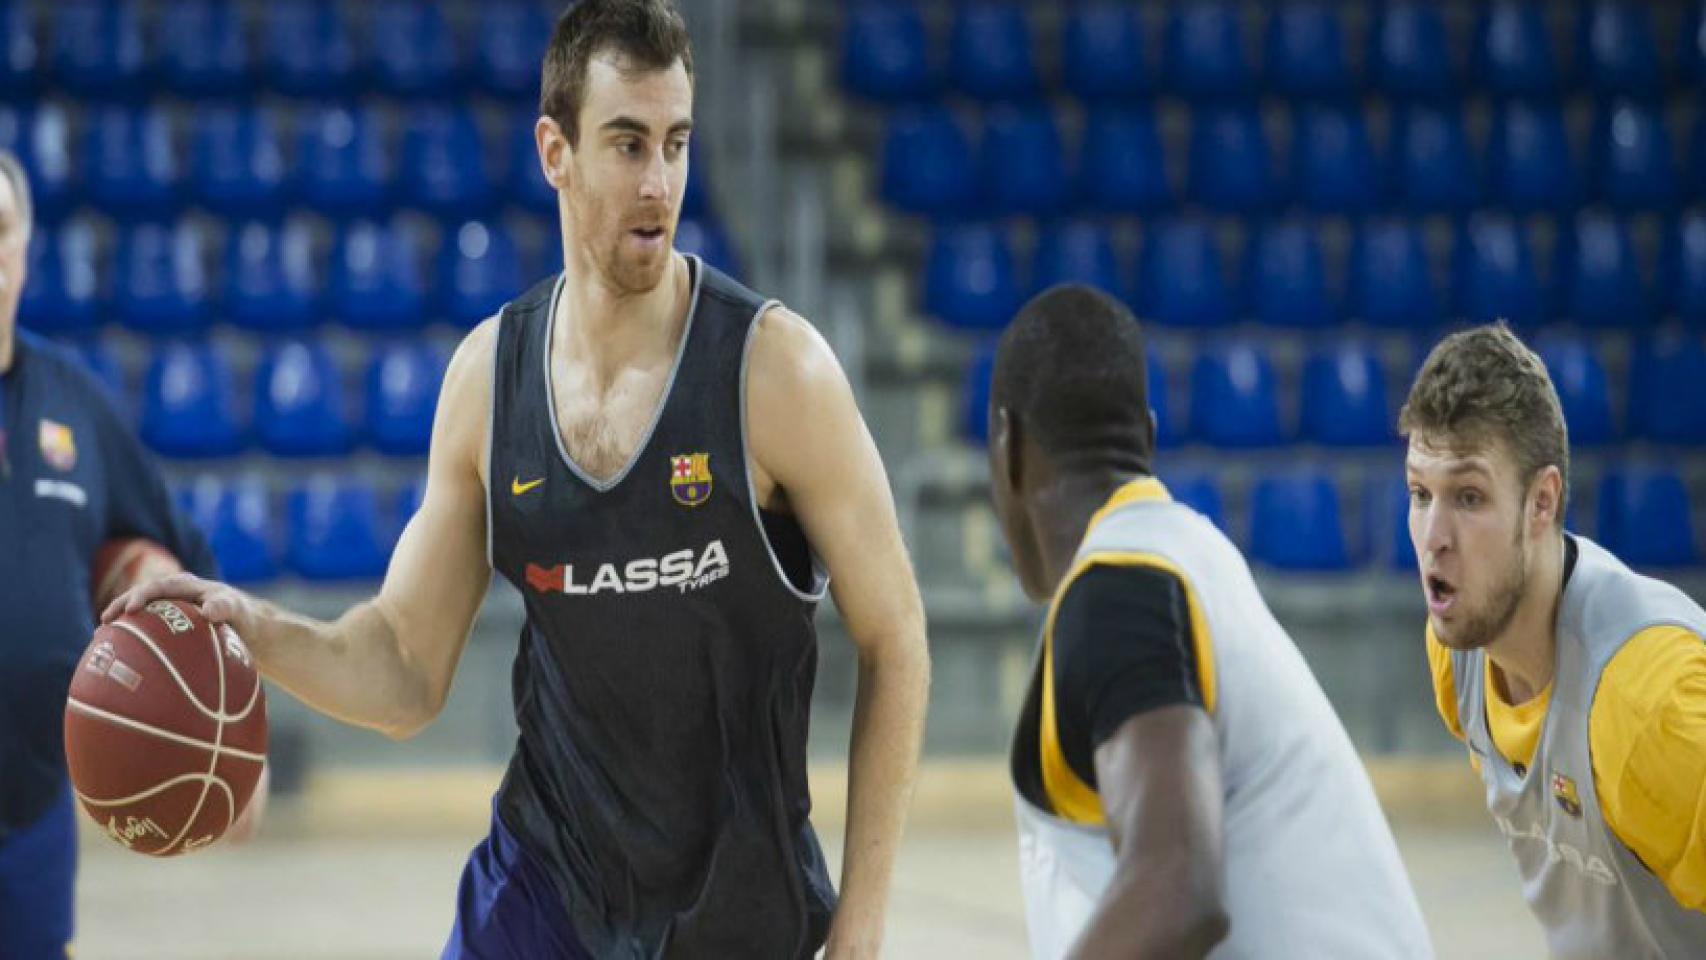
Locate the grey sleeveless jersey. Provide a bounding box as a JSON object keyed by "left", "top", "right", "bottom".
{"left": 1015, "top": 494, "right": 1431, "bottom": 959}
{"left": 1450, "top": 536, "right": 1706, "bottom": 959}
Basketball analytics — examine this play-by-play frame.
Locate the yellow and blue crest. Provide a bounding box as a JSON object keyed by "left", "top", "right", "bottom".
{"left": 670, "top": 453, "right": 712, "bottom": 507}
{"left": 39, "top": 418, "right": 76, "bottom": 472}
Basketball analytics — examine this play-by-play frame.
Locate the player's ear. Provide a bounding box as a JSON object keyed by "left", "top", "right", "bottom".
{"left": 1530, "top": 464, "right": 1564, "bottom": 531}
{"left": 536, "top": 115, "right": 572, "bottom": 190}
{"left": 992, "top": 405, "right": 1024, "bottom": 491}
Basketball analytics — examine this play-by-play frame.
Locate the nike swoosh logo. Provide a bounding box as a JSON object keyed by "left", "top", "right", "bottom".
{"left": 512, "top": 477, "right": 545, "bottom": 496}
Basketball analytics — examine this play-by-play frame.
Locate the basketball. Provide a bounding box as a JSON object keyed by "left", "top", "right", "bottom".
{"left": 89, "top": 538, "right": 183, "bottom": 612}
{"left": 63, "top": 599, "right": 268, "bottom": 857}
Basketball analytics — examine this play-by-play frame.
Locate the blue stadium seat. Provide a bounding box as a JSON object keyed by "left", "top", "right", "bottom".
{"left": 1665, "top": 211, "right": 1706, "bottom": 325}
{"left": 1475, "top": 2, "right": 1560, "bottom": 96}
{"left": 1691, "top": 111, "right": 1706, "bottom": 201}
{"left": 441, "top": 220, "right": 523, "bottom": 327}
{"left": 949, "top": 3, "right": 1038, "bottom": 100}
{"left": 1454, "top": 215, "right": 1544, "bottom": 328}
{"left": 366, "top": 340, "right": 443, "bottom": 457}
{"left": 477, "top": 1, "right": 550, "bottom": 100}
{"left": 2, "top": 106, "right": 74, "bottom": 222}
{"left": 1579, "top": 2, "right": 1662, "bottom": 97}
{"left": 1594, "top": 101, "right": 1677, "bottom": 210}
{"left": 1166, "top": 2, "right": 1250, "bottom": 99}
{"left": 978, "top": 106, "right": 1068, "bottom": 218}
{"left": 298, "top": 105, "right": 388, "bottom": 214}
{"left": 1077, "top": 106, "right": 1170, "bottom": 214}
{"left": 329, "top": 220, "right": 426, "bottom": 331}
{"left": 17, "top": 223, "right": 101, "bottom": 337}
{"left": 86, "top": 106, "right": 180, "bottom": 221}
{"left": 1486, "top": 101, "right": 1578, "bottom": 213}
{"left": 288, "top": 475, "right": 386, "bottom": 580}
{"left": 1630, "top": 334, "right": 1706, "bottom": 443}
{"left": 1062, "top": 3, "right": 1148, "bottom": 101}
{"left": 226, "top": 219, "right": 320, "bottom": 334}
{"left": 1394, "top": 105, "right": 1479, "bottom": 212}
{"left": 400, "top": 108, "right": 492, "bottom": 218}
{"left": 879, "top": 106, "right": 974, "bottom": 218}
{"left": 1190, "top": 340, "right": 1282, "bottom": 447}
{"left": 1383, "top": 474, "right": 1418, "bottom": 571}
{"left": 1371, "top": 2, "right": 1455, "bottom": 98}
{"left": 1558, "top": 212, "right": 1648, "bottom": 328}
{"left": 370, "top": 0, "right": 460, "bottom": 97}
{"left": 924, "top": 223, "right": 1020, "bottom": 332}
{"left": 1265, "top": 3, "right": 1352, "bottom": 98}
{"left": 1598, "top": 469, "right": 1697, "bottom": 567}
{"left": 1250, "top": 471, "right": 1350, "bottom": 570}
{"left": 114, "top": 221, "right": 211, "bottom": 336}
{"left": 1535, "top": 335, "right": 1617, "bottom": 446}
{"left": 396, "top": 474, "right": 426, "bottom": 532}
{"left": 676, "top": 218, "right": 741, "bottom": 279}
{"left": 681, "top": 142, "right": 712, "bottom": 221}
{"left": 50, "top": 0, "right": 147, "bottom": 99}
{"left": 263, "top": 0, "right": 357, "bottom": 97}
{"left": 0, "top": 2, "right": 40, "bottom": 97}
{"left": 1142, "top": 219, "right": 1233, "bottom": 328}
{"left": 507, "top": 110, "right": 557, "bottom": 213}
{"left": 1189, "top": 105, "right": 1278, "bottom": 213}
{"left": 1248, "top": 220, "right": 1336, "bottom": 329}
{"left": 1684, "top": 2, "right": 1706, "bottom": 87}
{"left": 1148, "top": 352, "right": 1177, "bottom": 446}
{"left": 1351, "top": 219, "right": 1440, "bottom": 329}
{"left": 140, "top": 342, "right": 242, "bottom": 458}
{"left": 841, "top": 2, "right": 934, "bottom": 103}
{"left": 1301, "top": 342, "right": 1390, "bottom": 446}
{"left": 158, "top": 0, "right": 250, "bottom": 96}
{"left": 1032, "top": 221, "right": 1125, "bottom": 304}
{"left": 960, "top": 345, "right": 994, "bottom": 447}
{"left": 190, "top": 106, "right": 289, "bottom": 217}
{"left": 1165, "top": 471, "right": 1223, "bottom": 528}
{"left": 1294, "top": 105, "right": 1382, "bottom": 214}
{"left": 255, "top": 339, "right": 352, "bottom": 456}
{"left": 182, "top": 476, "right": 278, "bottom": 584}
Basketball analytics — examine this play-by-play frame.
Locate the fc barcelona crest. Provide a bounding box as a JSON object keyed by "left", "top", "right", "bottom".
{"left": 1551, "top": 770, "right": 1582, "bottom": 818}
{"left": 39, "top": 419, "right": 76, "bottom": 472}
{"left": 671, "top": 453, "right": 712, "bottom": 507}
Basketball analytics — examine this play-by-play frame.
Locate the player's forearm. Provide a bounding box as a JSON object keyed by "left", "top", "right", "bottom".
{"left": 1068, "top": 859, "right": 1228, "bottom": 960}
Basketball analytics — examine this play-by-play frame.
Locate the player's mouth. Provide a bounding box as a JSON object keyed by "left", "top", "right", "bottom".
{"left": 1425, "top": 572, "right": 1457, "bottom": 615}
{"left": 629, "top": 226, "right": 667, "bottom": 249}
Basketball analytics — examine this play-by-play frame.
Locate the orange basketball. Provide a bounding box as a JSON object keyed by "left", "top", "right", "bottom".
{"left": 63, "top": 599, "right": 268, "bottom": 856}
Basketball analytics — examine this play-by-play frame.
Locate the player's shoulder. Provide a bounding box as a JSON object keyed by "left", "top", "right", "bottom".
{"left": 747, "top": 305, "right": 841, "bottom": 392}
{"left": 17, "top": 331, "right": 120, "bottom": 414}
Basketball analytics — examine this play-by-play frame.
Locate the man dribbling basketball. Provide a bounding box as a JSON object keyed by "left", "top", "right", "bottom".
{"left": 106, "top": 2, "right": 932, "bottom": 957}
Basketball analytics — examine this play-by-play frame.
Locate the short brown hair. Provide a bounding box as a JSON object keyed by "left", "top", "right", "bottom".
{"left": 1399, "top": 323, "right": 1569, "bottom": 527}
{"left": 539, "top": 0, "right": 694, "bottom": 146}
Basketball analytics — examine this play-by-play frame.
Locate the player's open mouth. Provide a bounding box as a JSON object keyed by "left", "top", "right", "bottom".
{"left": 631, "top": 227, "right": 666, "bottom": 240}
{"left": 1426, "top": 574, "right": 1457, "bottom": 614}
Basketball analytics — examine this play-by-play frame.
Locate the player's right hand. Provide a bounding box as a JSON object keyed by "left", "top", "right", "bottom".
{"left": 100, "top": 571, "right": 260, "bottom": 640}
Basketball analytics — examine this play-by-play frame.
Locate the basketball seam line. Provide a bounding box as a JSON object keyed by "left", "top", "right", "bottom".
{"left": 111, "top": 617, "right": 262, "bottom": 724}
{"left": 159, "top": 620, "right": 229, "bottom": 855}
{"left": 74, "top": 771, "right": 234, "bottom": 809}
{"left": 65, "top": 698, "right": 266, "bottom": 764}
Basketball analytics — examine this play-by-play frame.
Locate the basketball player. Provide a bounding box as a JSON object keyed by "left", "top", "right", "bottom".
{"left": 0, "top": 151, "right": 222, "bottom": 959}
{"left": 105, "top": 2, "right": 930, "bottom": 956}
{"left": 986, "top": 285, "right": 1431, "bottom": 959}
{"left": 1404, "top": 324, "right": 1706, "bottom": 957}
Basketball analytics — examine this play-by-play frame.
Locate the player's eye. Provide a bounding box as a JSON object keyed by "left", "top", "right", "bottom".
{"left": 1457, "top": 488, "right": 1484, "bottom": 509}
{"left": 1409, "top": 486, "right": 1431, "bottom": 506}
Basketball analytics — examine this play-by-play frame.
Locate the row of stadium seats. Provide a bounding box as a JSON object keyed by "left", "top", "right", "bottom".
{"left": 17, "top": 216, "right": 737, "bottom": 335}
{"left": 882, "top": 99, "right": 1701, "bottom": 219}
{"left": 959, "top": 335, "right": 1706, "bottom": 449}
{"left": 844, "top": 2, "right": 1694, "bottom": 104}
{"left": 923, "top": 215, "right": 1706, "bottom": 331}
{"left": 0, "top": 0, "right": 555, "bottom": 100}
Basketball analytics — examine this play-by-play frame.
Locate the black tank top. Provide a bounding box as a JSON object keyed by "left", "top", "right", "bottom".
{"left": 487, "top": 259, "right": 835, "bottom": 959}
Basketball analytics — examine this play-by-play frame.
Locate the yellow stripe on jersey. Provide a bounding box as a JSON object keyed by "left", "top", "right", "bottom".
{"left": 1484, "top": 667, "right": 1550, "bottom": 771}
{"left": 1424, "top": 625, "right": 1463, "bottom": 742}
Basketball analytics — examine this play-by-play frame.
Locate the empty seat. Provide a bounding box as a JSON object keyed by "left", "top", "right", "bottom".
{"left": 923, "top": 223, "right": 1020, "bottom": 332}
{"left": 1142, "top": 219, "right": 1233, "bottom": 328}
{"left": 1370, "top": 2, "right": 1455, "bottom": 98}
{"left": 1294, "top": 105, "right": 1383, "bottom": 214}
{"left": 1454, "top": 215, "right": 1544, "bottom": 328}
{"left": 879, "top": 106, "right": 974, "bottom": 218}
{"left": 441, "top": 220, "right": 523, "bottom": 327}
{"left": 681, "top": 142, "right": 711, "bottom": 221}
{"left": 1301, "top": 342, "right": 1391, "bottom": 446}
{"left": 841, "top": 2, "right": 934, "bottom": 102}
{"left": 1032, "top": 221, "right": 1125, "bottom": 303}
{"left": 17, "top": 222, "right": 101, "bottom": 336}
{"left": 226, "top": 219, "right": 320, "bottom": 333}
{"left": 1076, "top": 106, "right": 1170, "bottom": 214}
{"left": 1579, "top": 2, "right": 1662, "bottom": 97}
{"left": 263, "top": 0, "right": 356, "bottom": 97}
{"left": 978, "top": 106, "right": 1068, "bottom": 217}
{"left": 366, "top": 341, "right": 443, "bottom": 456}
{"left": 1486, "top": 101, "right": 1578, "bottom": 213}
{"left": 400, "top": 108, "right": 492, "bottom": 218}
{"left": 1394, "top": 105, "right": 1479, "bottom": 212}
{"left": 1595, "top": 101, "right": 1677, "bottom": 210}
{"left": 1684, "top": 2, "right": 1706, "bottom": 86}
{"left": 1189, "top": 105, "right": 1278, "bottom": 212}
{"left": 255, "top": 339, "right": 352, "bottom": 456}
{"left": 114, "top": 221, "right": 210, "bottom": 336}
{"left": 140, "top": 341, "right": 243, "bottom": 458}
{"left": 1535, "top": 336, "right": 1617, "bottom": 446}
{"left": 1475, "top": 2, "right": 1560, "bottom": 96}
{"left": 507, "top": 109, "right": 558, "bottom": 213}
{"left": 1351, "top": 219, "right": 1438, "bottom": 329}
{"left": 329, "top": 220, "right": 426, "bottom": 331}
{"left": 1247, "top": 220, "right": 1336, "bottom": 328}
{"left": 1265, "top": 3, "right": 1352, "bottom": 98}
{"left": 1166, "top": 2, "right": 1250, "bottom": 98}
{"left": 1598, "top": 469, "right": 1697, "bottom": 567}
{"left": 86, "top": 106, "right": 180, "bottom": 220}
{"left": 1165, "top": 472, "right": 1223, "bottom": 528}
{"left": 190, "top": 105, "right": 290, "bottom": 217}
{"left": 1558, "top": 212, "right": 1648, "bottom": 327}
{"left": 181, "top": 475, "right": 278, "bottom": 584}
{"left": 949, "top": 3, "right": 1038, "bottom": 100}
{"left": 1062, "top": 3, "right": 1147, "bottom": 101}
{"left": 1190, "top": 340, "right": 1282, "bottom": 447}
{"left": 960, "top": 345, "right": 994, "bottom": 446}
{"left": 1630, "top": 334, "right": 1706, "bottom": 443}
{"left": 370, "top": 0, "right": 460, "bottom": 97}
{"left": 675, "top": 218, "right": 741, "bottom": 279}
{"left": 289, "top": 475, "right": 386, "bottom": 580}
{"left": 158, "top": 0, "right": 250, "bottom": 96}
{"left": 4, "top": 105, "right": 74, "bottom": 222}
{"left": 1250, "top": 471, "right": 1350, "bottom": 570}
{"left": 396, "top": 474, "right": 426, "bottom": 531}
{"left": 1665, "top": 211, "right": 1706, "bottom": 325}
{"left": 477, "top": 1, "right": 550, "bottom": 100}
{"left": 50, "top": 0, "right": 147, "bottom": 99}
{"left": 0, "top": 3, "right": 40, "bottom": 97}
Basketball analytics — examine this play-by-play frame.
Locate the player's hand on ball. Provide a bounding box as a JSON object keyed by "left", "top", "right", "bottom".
{"left": 100, "top": 571, "right": 259, "bottom": 639}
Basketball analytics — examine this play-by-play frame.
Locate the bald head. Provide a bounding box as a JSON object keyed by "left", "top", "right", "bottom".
{"left": 0, "top": 150, "right": 31, "bottom": 372}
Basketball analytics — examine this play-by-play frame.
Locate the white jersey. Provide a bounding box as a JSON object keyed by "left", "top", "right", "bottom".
{"left": 1012, "top": 479, "right": 1431, "bottom": 959}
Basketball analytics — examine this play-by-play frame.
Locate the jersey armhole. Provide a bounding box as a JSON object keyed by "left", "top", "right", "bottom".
{"left": 485, "top": 309, "right": 503, "bottom": 572}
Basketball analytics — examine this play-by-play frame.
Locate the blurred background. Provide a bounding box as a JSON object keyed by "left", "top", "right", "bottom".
{"left": 11, "top": 0, "right": 1706, "bottom": 955}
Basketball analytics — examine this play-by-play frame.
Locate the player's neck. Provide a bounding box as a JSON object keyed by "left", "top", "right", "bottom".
{"left": 0, "top": 322, "right": 12, "bottom": 374}
{"left": 555, "top": 251, "right": 690, "bottom": 376}
{"left": 1030, "top": 466, "right": 1148, "bottom": 596}
{"left": 1484, "top": 532, "right": 1567, "bottom": 705}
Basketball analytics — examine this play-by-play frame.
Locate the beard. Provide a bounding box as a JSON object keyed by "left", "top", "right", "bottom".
{"left": 1434, "top": 518, "right": 1529, "bottom": 651}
